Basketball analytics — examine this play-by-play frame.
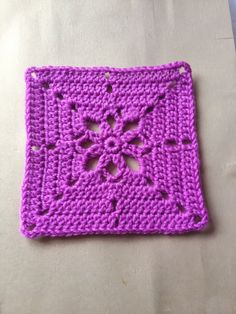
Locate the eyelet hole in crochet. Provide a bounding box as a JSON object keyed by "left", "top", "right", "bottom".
{"left": 123, "top": 120, "right": 139, "bottom": 133}
{"left": 114, "top": 217, "right": 119, "bottom": 227}
{"left": 145, "top": 106, "right": 154, "bottom": 114}
{"left": 31, "top": 72, "right": 37, "bottom": 79}
{"left": 68, "top": 178, "right": 77, "bottom": 186}
{"left": 54, "top": 193, "right": 63, "bottom": 201}
{"left": 111, "top": 199, "right": 117, "bottom": 211}
{"left": 165, "top": 139, "right": 177, "bottom": 146}
{"left": 123, "top": 155, "right": 139, "bottom": 172}
{"left": 182, "top": 138, "right": 192, "bottom": 145}
{"left": 146, "top": 177, "right": 154, "bottom": 186}
{"left": 159, "top": 93, "right": 165, "bottom": 100}
{"left": 106, "top": 84, "right": 112, "bottom": 93}
{"left": 179, "top": 66, "right": 186, "bottom": 74}
{"left": 106, "top": 161, "right": 118, "bottom": 176}
{"left": 129, "top": 137, "right": 143, "bottom": 147}
{"left": 32, "top": 145, "right": 40, "bottom": 151}
{"left": 38, "top": 209, "right": 49, "bottom": 216}
{"left": 27, "top": 224, "right": 36, "bottom": 231}
{"left": 105, "top": 72, "right": 110, "bottom": 79}
{"left": 86, "top": 119, "right": 100, "bottom": 133}
{"left": 42, "top": 81, "right": 50, "bottom": 89}
{"left": 116, "top": 107, "right": 122, "bottom": 116}
{"left": 85, "top": 156, "right": 100, "bottom": 171}
{"left": 107, "top": 115, "right": 116, "bottom": 129}
{"left": 168, "top": 80, "right": 177, "bottom": 89}
{"left": 160, "top": 190, "right": 168, "bottom": 199}
{"left": 194, "top": 215, "right": 202, "bottom": 223}
{"left": 55, "top": 92, "right": 63, "bottom": 100}
{"left": 46, "top": 144, "right": 56, "bottom": 150}
{"left": 177, "top": 203, "right": 185, "bottom": 213}
{"left": 143, "top": 147, "right": 152, "bottom": 155}
{"left": 80, "top": 139, "right": 94, "bottom": 149}
{"left": 70, "top": 102, "right": 77, "bottom": 112}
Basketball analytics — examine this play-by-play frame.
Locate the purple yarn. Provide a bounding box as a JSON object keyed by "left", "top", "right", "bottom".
{"left": 20, "top": 61, "right": 208, "bottom": 238}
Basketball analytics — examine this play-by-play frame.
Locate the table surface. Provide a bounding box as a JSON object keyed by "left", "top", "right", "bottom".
{"left": 0, "top": 1, "right": 236, "bottom": 314}
{"left": 229, "top": 0, "right": 236, "bottom": 45}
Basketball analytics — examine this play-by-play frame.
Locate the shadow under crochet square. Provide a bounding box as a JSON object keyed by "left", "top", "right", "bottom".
{"left": 20, "top": 61, "right": 208, "bottom": 238}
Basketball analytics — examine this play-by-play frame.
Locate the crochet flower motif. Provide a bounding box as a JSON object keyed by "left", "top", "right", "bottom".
{"left": 75, "top": 109, "right": 151, "bottom": 180}
{"left": 21, "top": 63, "right": 209, "bottom": 238}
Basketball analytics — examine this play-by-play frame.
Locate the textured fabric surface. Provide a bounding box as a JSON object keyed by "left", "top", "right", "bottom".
{"left": 2, "top": 1, "right": 236, "bottom": 313}
{"left": 21, "top": 61, "right": 208, "bottom": 238}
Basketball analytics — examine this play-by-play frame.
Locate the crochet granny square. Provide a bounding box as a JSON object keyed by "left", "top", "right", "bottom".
{"left": 21, "top": 62, "right": 208, "bottom": 238}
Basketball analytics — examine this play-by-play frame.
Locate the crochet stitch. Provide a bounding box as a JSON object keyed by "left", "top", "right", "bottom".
{"left": 21, "top": 61, "right": 208, "bottom": 238}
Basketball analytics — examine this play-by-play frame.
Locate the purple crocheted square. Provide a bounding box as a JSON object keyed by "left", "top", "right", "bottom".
{"left": 21, "top": 62, "right": 208, "bottom": 238}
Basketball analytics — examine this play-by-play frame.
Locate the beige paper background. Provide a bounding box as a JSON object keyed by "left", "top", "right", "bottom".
{"left": 0, "top": 1, "right": 236, "bottom": 313}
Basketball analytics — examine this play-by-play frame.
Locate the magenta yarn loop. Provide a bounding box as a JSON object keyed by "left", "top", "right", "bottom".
{"left": 20, "top": 61, "right": 208, "bottom": 238}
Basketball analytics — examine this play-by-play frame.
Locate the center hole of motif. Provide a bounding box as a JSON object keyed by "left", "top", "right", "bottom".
{"left": 105, "top": 137, "right": 120, "bottom": 153}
